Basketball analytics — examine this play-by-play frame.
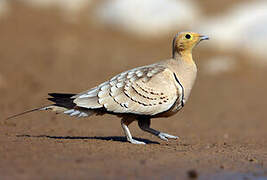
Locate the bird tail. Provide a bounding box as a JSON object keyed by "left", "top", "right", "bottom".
{"left": 47, "top": 93, "right": 76, "bottom": 109}
{"left": 6, "top": 93, "right": 92, "bottom": 120}
{"left": 6, "top": 105, "right": 62, "bottom": 120}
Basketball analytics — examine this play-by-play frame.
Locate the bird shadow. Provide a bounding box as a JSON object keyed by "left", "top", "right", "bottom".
{"left": 16, "top": 134, "right": 160, "bottom": 144}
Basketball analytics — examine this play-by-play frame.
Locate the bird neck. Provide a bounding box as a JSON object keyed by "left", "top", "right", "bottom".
{"left": 173, "top": 50, "right": 194, "bottom": 65}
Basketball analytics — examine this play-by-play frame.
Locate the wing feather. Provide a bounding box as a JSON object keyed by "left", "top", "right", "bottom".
{"left": 73, "top": 64, "right": 183, "bottom": 116}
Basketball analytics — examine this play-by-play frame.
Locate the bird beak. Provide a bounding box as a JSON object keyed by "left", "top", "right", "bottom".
{"left": 199, "top": 35, "right": 209, "bottom": 41}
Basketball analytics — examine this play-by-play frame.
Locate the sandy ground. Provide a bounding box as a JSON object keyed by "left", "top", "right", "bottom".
{"left": 0, "top": 3, "right": 267, "bottom": 180}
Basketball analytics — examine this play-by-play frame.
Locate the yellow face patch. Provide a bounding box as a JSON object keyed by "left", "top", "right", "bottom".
{"left": 172, "top": 32, "right": 208, "bottom": 58}
{"left": 176, "top": 32, "right": 202, "bottom": 51}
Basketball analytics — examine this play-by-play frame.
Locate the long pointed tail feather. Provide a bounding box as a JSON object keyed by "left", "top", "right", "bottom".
{"left": 6, "top": 93, "right": 95, "bottom": 120}
{"left": 6, "top": 106, "right": 54, "bottom": 120}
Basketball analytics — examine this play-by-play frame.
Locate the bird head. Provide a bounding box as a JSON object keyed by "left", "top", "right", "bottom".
{"left": 172, "top": 32, "right": 209, "bottom": 58}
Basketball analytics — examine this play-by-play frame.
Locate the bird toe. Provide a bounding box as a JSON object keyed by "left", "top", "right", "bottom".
{"left": 128, "top": 139, "right": 146, "bottom": 145}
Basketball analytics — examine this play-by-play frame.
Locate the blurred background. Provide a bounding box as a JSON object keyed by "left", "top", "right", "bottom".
{"left": 0, "top": 0, "right": 267, "bottom": 179}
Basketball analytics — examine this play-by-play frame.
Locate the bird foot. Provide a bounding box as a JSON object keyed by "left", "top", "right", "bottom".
{"left": 158, "top": 132, "right": 179, "bottom": 141}
{"left": 128, "top": 138, "right": 146, "bottom": 145}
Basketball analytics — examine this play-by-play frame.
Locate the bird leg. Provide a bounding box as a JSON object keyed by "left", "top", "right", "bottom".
{"left": 138, "top": 116, "right": 178, "bottom": 141}
{"left": 121, "top": 117, "right": 146, "bottom": 144}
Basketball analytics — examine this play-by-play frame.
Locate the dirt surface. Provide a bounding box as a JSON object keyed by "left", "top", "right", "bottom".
{"left": 1, "top": 3, "right": 267, "bottom": 180}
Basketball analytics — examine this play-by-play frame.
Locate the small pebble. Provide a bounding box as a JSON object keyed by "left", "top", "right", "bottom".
{"left": 187, "top": 169, "right": 198, "bottom": 179}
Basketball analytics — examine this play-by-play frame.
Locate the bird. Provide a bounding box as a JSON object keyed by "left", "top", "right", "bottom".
{"left": 7, "top": 32, "right": 209, "bottom": 144}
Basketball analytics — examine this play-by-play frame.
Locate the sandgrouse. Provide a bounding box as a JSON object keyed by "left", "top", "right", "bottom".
{"left": 8, "top": 32, "right": 209, "bottom": 144}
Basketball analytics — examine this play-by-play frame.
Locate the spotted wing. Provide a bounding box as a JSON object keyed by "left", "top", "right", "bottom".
{"left": 73, "top": 64, "right": 183, "bottom": 116}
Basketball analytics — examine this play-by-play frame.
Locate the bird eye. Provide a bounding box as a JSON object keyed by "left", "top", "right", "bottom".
{"left": 185, "top": 34, "right": 191, "bottom": 39}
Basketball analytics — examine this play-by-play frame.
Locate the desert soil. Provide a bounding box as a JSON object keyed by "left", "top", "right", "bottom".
{"left": 0, "top": 3, "right": 267, "bottom": 180}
